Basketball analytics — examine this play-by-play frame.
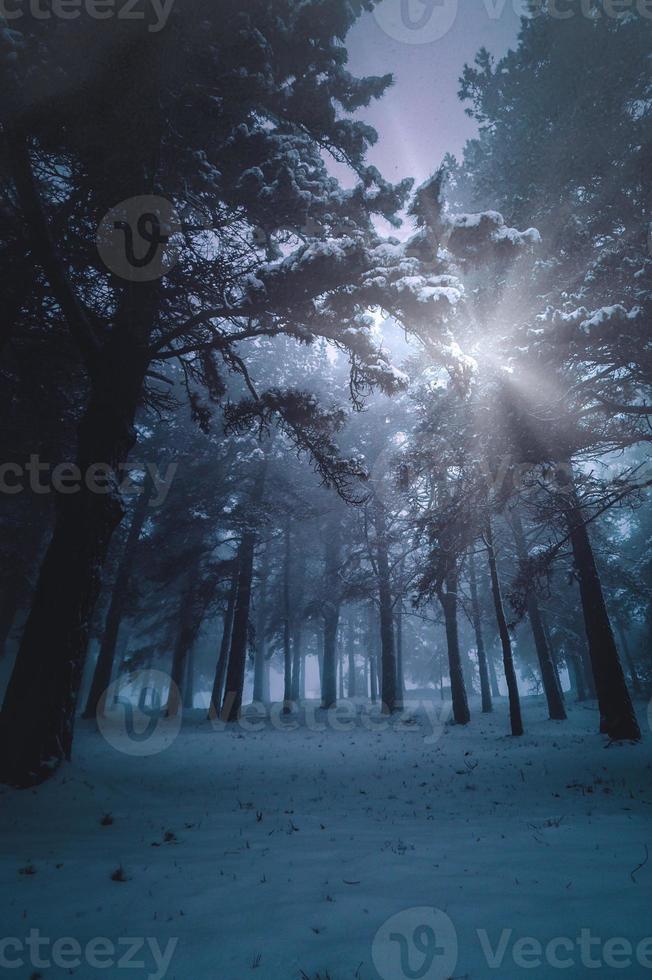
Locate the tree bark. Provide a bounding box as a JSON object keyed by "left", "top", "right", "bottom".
{"left": 291, "top": 624, "right": 303, "bottom": 704}
{"left": 438, "top": 570, "right": 470, "bottom": 725}
{"left": 468, "top": 549, "right": 493, "bottom": 713}
{"left": 347, "top": 616, "right": 357, "bottom": 699}
{"left": 208, "top": 571, "right": 237, "bottom": 720}
{"left": 166, "top": 562, "right": 201, "bottom": 718}
{"left": 83, "top": 477, "right": 153, "bottom": 720}
{"left": 282, "top": 520, "right": 293, "bottom": 713}
{"left": 560, "top": 478, "right": 640, "bottom": 740}
{"left": 395, "top": 598, "right": 404, "bottom": 707}
{"left": 183, "top": 644, "right": 195, "bottom": 710}
{"left": 373, "top": 497, "right": 397, "bottom": 714}
{"left": 221, "top": 532, "right": 257, "bottom": 722}
{"left": 616, "top": 622, "right": 643, "bottom": 697}
{"left": 0, "top": 355, "right": 148, "bottom": 785}
{"left": 253, "top": 543, "right": 270, "bottom": 704}
{"left": 485, "top": 521, "right": 523, "bottom": 737}
{"left": 511, "top": 512, "right": 566, "bottom": 721}
{"left": 368, "top": 603, "right": 378, "bottom": 704}
{"left": 321, "top": 515, "right": 341, "bottom": 709}
{"left": 221, "top": 462, "right": 267, "bottom": 722}
{"left": 0, "top": 576, "right": 22, "bottom": 661}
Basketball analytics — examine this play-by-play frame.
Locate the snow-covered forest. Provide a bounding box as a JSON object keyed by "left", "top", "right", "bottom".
{"left": 1, "top": 2, "right": 651, "bottom": 978}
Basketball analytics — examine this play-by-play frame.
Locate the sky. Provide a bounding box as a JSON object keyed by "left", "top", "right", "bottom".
{"left": 346, "top": 0, "right": 524, "bottom": 187}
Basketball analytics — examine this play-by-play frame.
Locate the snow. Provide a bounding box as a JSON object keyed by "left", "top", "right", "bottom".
{"left": 1, "top": 699, "right": 650, "bottom": 979}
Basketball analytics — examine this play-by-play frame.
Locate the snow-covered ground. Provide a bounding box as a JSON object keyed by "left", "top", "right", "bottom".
{"left": 1, "top": 696, "right": 651, "bottom": 979}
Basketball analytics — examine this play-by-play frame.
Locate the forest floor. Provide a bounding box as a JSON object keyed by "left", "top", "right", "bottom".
{"left": 1, "top": 696, "right": 651, "bottom": 980}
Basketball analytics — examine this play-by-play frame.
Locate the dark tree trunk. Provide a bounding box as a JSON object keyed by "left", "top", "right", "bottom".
{"left": 282, "top": 521, "right": 293, "bottom": 713}
{"left": 1, "top": 92, "right": 163, "bottom": 786}
{"left": 208, "top": 571, "right": 237, "bottom": 719}
{"left": 83, "top": 478, "right": 153, "bottom": 720}
{"left": 321, "top": 517, "right": 341, "bottom": 709}
{"left": 395, "top": 598, "right": 404, "bottom": 708}
{"left": 438, "top": 570, "right": 470, "bottom": 725}
{"left": 110, "top": 627, "right": 132, "bottom": 703}
{"left": 616, "top": 622, "right": 643, "bottom": 697}
{"left": 485, "top": 521, "right": 523, "bottom": 737}
{"left": 316, "top": 625, "right": 324, "bottom": 692}
{"left": 0, "top": 576, "right": 22, "bottom": 661}
{"left": 511, "top": 512, "right": 566, "bottom": 721}
{"left": 468, "top": 550, "right": 493, "bottom": 713}
{"left": 568, "top": 648, "right": 587, "bottom": 702}
{"left": 373, "top": 497, "right": 397, "bottom": 714}
{"left": 291, "top": 625, "right": 303, "bottom": 704}
{"left": 166, "top": 563, "right": 202, "bottom": 718}
{"left": 221, "top": 532, "right": 257, "bottom": 722}
{"left": 347, "top": 616, "right": 357, "bottom": 699}
{"left": 183, "top": 643, "right": 195, "bottom": 710}
{"left": 221, "top": 462, "right": 267, "bottom": 722}
{"left": 0, "top": 354, "right": 148, "bottom": 785}
{"left": 488, "top": 651, "right": 500, "bottom": 699}
{"left": 368, "top": 603, "right": 378, "bottom": 704}
{"left": 253, "top": 542, "right": 270, "bottom": 704}
{"left": 561, "top": 479, "right": 640, "bottom": 741}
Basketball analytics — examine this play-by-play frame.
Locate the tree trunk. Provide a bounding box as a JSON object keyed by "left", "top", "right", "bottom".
{"left": 347, "top": 616, "right": 357, "bottom": 699}
{"left": 0, "top": 362, "right": 147, "bottom": 785}
{"left": 282, "top": 520, "right": 293, "bottom": 713}
{"left": 0, "top": 102, "right": 161, "bottom": 785}
{"left": 568, "top": 648, "right": 587, "bottom": 702}
{"left": 321, "top": 517, "right": 341, "bottom": 709}
{"left": 166, "top": 562, "right": 201, "bottom": 718}
{"left": 221, "top": 531, "right": 257, "bottom": 722}
{"left": 208, "top": 571, "right": 237, "bottom": 719}
{"left": 438, "top": 571, "right": 470, "bottom": 725}
{"left": 395, "top": 598, "right": 404, "bottom": 707}
{"left": 616, "top": 622, "right": 643, "bottom": 697}
{"left": 468, "top": 549, "right": 493, "bottom": 713}
{"left": 488, "top": 651, "right": 500, "bottom": 699}
{"left": 511, "top": 512, "right": 566, "bottom": 721}
{"left": 253, "top": 542, "right": 270, "bottom": 703}
{"left": 485, "top": 521, "right": 523, "bottom": 737}
{"left": 221, "top": 462, "right": 266, "bottom": 722}
{"left": 560, "top": 478, "right": 640, "bottom": 740}
{"left": 183, "top": 645, "right": 195, "bottom": 710}
{"left": 83, "top": 478, "right": 153, "bottom": 720}
{"left": 373, "top": 497, "right": 397, "bottom": 714}
{"left": 291, "top": 624, "right": 303, "bottom": 704}
{"left": 368, "top": 603, "right": 378, "bottom": 704}
{"left": 0, "top": 576, "right": 23, "bottom": 661}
